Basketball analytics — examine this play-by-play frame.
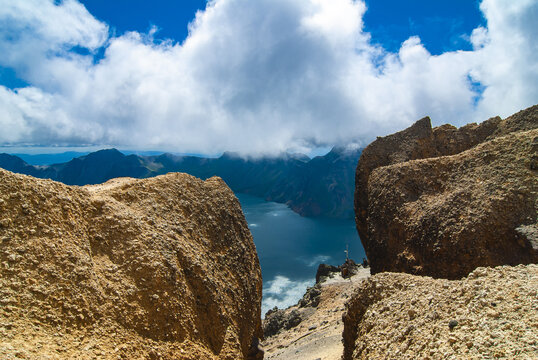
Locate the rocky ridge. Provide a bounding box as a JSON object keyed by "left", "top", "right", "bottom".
{"left": 343, "top": 264, "right": 538, "bottom": 359}
{"left": 262, "top": 264, "right": 370, "bottom": 360}
{"left": 259, "top": 105, "right": 537, "bottom": 360}
{"left": 0, "top": 145, "right": 362, "bottom": 220}
{"left": 355, "top": 105, "right": 538, "bottom": 278}
{"left": 0, "top": 169, "right": 262, "bottom": 359}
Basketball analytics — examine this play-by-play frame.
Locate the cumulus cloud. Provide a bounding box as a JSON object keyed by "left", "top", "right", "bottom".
{"left": 0, "top": 0, "right": 536, "bottom": 154}
{"left": 470, "top": 0, "right": 538, "bottom": 118}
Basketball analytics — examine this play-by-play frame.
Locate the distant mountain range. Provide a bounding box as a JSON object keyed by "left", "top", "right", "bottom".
{"left": 0, "top": 147, "right": 361, "bottom": 218}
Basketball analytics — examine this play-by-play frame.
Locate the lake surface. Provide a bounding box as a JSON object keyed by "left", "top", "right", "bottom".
{"left": 236, "top": 193, "right": 365, "bottom": 315}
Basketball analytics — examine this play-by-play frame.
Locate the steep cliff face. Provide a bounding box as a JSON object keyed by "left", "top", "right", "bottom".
{"left": 342, "top": 264, "right": 538, "bottom": 359}
{"left": 268, "top": 146, "right": 361, "bottom": 219}
{"left": 355, "top": 105, "right": 538, "bottom": 278}
{"left": 0, "top": 169, "right": 263, "bottom": 359}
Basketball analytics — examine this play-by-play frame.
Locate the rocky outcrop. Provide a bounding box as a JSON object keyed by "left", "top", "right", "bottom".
{"left": 263, "top": 268, "right": 371, "bottom": 360}
{"left": 355, "top": 105, "right": 538, "bottom": 278}
{"left": 342, "top": 264, "right": 538, "bottom": 359}
{"left": 315, "top": 263, "right": 340, "bottom": 283}
{"left": 315, "top": 259, "right": 364, "bottom": 284}
{"left": 263, "top": 308, "right": 304, "bottom": 338}
{"left": 298, "top": 284, "right": 322, "bottom": 308}
{"left": 0, "top": 169, "right": 262, "bottom": 359}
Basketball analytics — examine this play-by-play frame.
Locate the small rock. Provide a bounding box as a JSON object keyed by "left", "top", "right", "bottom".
{"left": 7, "top": 254, "right": 19, "bottom": 262}
{"left": 448, "top": 320, "right": 458, "bottom": 330}
{"left": 487, "top": 309, "right": 500, "bottom": 319}
{"left": 404, "top": 325, "right": 415, "bottom": 335}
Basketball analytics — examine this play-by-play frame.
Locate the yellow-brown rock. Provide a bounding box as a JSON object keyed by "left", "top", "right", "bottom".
{"left": 0, "top": 170, "right": 262, "bottom": 359}
{"left": 342, "top": 264, "right": 538, "bottom": 359}
{"left": 355, "top": 105, "right": 538, "bottom": 278}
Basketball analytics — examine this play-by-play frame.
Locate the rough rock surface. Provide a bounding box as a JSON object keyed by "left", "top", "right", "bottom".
{"left": 315, "top": 263, "right": 340, "bottom": 284}
{"left": 263, "top": 308, "right": 304, "bottom": 338}
{"left": 263, "top": 268, "right": 370, "bottom": 360}
{"left": 342, "top": 264, "right": 538, "bottom": 360}
{"left": 0, "top": 169, "right": 262, "bottom": 359}
{"left": 355, "top": 105, "right": 538, "bottom": 278}
{"left": 298, "top": 284, "right": 322, "bottom": 308}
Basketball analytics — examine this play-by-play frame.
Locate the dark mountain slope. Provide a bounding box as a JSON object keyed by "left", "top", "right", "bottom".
{"left": 50, "top": 149, "right": 152, "bottom": 185}
{"left": 267, "top": 147, "right": 360, "bottom": 218}
{"left": 0, "top": 147, "right": 361, "bottom": 219}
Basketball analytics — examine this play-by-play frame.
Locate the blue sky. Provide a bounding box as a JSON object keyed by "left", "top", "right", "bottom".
{"left": 363, "top": 0, "right": 484, "bottom": 54}
{"left": 77, "top": 0, "right": 485, "bottom": 55}
{"left": 79, "top": 0, "right": 207, "bottom": 45}
{"left": 0, "top": 0, "right": 536, "bottom": 155}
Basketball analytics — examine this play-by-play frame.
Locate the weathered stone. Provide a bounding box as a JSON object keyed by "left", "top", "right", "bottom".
{"left": 355, "top": 104, "right": 538, "bottom": 278}
{"left": 315, "top": 263, "right": 340, "bottom": 284}
{"left": 263, "top": 308, "right": 304, "bottom": 338}
{"left": 342, "top": 264, "right": 538, "bottom": 360}
{"left": 355, "top": 116, "right": 438, "bottom": 243}
{"left": 341, "top": 259, "right": 359, "bottom": 279}
{"left": 299, "top": 284, "right": 322, "bottom": 308}
{"left": 0, "top": 170, "right": 262, "bottom": 359}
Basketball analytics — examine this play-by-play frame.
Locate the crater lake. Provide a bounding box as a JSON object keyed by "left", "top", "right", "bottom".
{"left": 236, "top": 193, "right": 365, "bottom": 315}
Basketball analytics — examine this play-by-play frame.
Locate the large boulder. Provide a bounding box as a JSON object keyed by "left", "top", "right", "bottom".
{"left": 355, "top": 105, "right": 538, "bottom": 278}
{"left": 0, "top": 170, "right": 263, "bottom": 359}
{"left": 342, "top": 264, "right": 538, "bottom": 359}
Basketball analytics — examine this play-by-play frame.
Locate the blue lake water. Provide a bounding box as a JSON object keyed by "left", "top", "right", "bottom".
{"left": 236, "top": 193, "right": 365, "bottom": 315}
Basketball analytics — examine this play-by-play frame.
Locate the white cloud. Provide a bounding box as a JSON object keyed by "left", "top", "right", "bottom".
{"left": 470, "top": 0, "right": 538, "bottom": 119}
{"left": 262, "top": 275, "right": 313, "bottom": 316}
{"left": 0, "top": 0, "right": 536, "bottom": 154}
{"left": 0, "top": 0, "right": 108, "bottom": 85}
{"left": 297, "top": 254, "right": 331, "bottom": 267}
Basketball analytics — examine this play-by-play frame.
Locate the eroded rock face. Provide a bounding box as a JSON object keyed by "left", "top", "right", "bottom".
{"left": 355, "top": 105, "right": 538, "bottom": 278}
{"left": 342, "top": 264, "right": 538, "bottom": 360}
{"left": 0, "top": 170, "right": 262, "bottom": 359}
{"left": 263, "top": 308, "right": 303, "bottom": 338}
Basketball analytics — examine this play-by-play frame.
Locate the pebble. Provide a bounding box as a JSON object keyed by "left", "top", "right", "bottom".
{"left": 7, "top": 254, "right": 19, "bottom": 262}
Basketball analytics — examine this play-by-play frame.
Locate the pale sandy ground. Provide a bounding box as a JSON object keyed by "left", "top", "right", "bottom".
{"left": 262, "top": 268, "right": 370, "bottom": 360}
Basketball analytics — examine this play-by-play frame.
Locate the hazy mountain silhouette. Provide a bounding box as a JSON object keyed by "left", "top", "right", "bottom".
{"left": 12, "top": 151, "right": 90, "bottom": 165}
{"left": 0, "top": 147, "right": 361, "bottom": 218}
